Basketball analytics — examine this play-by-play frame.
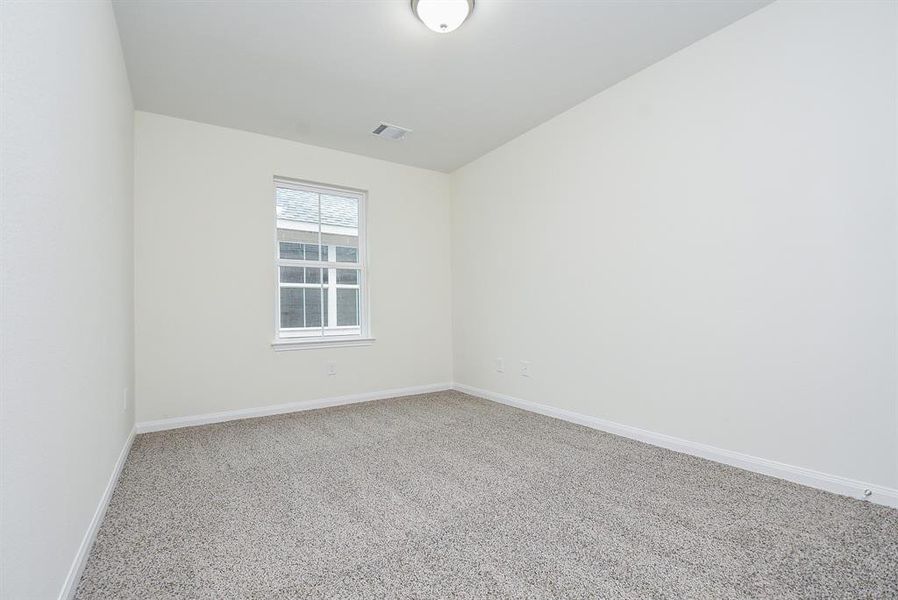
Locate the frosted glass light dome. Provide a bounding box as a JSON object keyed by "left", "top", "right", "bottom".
{"left": 412, "top": 0, "right": 474, "bottom": 34}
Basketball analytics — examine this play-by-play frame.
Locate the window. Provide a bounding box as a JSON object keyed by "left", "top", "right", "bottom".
{"left": 273, "top": 178, "right": 370, "bottom": 349}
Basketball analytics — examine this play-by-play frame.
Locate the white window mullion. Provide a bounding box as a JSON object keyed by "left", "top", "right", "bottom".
{"left": 316, "top": 192, "right": 324, "bottom": 338}
{"left": 327, "top": 245, "right": 337, "bottom": 328}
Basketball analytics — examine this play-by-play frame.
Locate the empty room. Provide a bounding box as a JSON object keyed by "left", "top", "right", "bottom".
{"left": 2, "top": 0, "right": 897, "bottom": 598}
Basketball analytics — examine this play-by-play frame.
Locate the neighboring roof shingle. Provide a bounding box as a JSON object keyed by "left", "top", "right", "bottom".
{"left": 277, "top": 188, "right": 358, "bottom": 228}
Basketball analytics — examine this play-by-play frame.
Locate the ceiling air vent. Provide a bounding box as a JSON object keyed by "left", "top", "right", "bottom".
{"left": 372, "top": 122, "right": 411, "bottom": 141}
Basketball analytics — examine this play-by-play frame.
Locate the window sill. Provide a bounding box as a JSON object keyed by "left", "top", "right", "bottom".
{"left": 271, "top": 337, "right": 376, "bottom": 351}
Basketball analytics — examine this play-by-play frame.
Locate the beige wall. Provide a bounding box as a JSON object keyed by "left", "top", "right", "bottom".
{"left": 134, "top": 112, "right": 452, "bottom": 422}
{"left": 0, "top": 2, "right": 135, "bottom": 597}
{"left": 450, "top": 0, "right": 898, "bottom": 488}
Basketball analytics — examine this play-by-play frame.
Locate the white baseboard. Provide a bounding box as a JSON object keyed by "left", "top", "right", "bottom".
{"left": 135, "top": 383, "right": 452, "bottom": 434}
{"left": 50, "top": 382, "right": 896, "bottom": 600}
{"left": 452, "top": 383, "right": 898, "bottom": 510}
{"left": 58, "top": 427, "right": 135, "bottom": 600}
{"left": 57, "top": 380, "right": 896, "bottom": 600}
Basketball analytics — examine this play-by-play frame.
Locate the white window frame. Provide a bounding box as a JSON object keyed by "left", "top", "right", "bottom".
{"left": 271, "top": 177, "right": 373, "bottom": 351}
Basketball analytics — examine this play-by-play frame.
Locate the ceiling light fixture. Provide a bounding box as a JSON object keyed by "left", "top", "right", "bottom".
{"left": 412, "top": 0, "right": 474, "bottom": 34}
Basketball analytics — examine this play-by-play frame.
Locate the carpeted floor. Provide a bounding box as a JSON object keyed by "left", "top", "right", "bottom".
{"left": 75, "top": 390, "right": 898, "bottom": 599}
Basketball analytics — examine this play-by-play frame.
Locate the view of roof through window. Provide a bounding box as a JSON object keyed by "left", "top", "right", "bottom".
{"left": 276, "top": 188, "right": 358, "bottom": 228}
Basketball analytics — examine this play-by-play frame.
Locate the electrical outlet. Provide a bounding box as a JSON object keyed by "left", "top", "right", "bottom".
{"left": 495, "top": 358, "right": 504, "bottom": 373}
{"left": 326, "top": 361, "right": 337, "bottom": 376}
{"left": 122, "top": 387, "right": 129, "bottom": 412}
{"left": 520, "top": 361, "right": 531, "bottom": 377}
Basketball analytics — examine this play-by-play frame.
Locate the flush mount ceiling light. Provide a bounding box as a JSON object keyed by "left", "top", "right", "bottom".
{"left": 412, "top": 0, "right": 474, "bottom": 34}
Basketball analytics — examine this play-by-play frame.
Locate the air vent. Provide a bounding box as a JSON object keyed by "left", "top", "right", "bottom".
{"left": 372, "top": 122, "right": 411, "bottom": 141}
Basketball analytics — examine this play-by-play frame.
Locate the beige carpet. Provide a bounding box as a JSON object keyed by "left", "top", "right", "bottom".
{"left": 76, "top": 390, "right": 898, "bottom": 599}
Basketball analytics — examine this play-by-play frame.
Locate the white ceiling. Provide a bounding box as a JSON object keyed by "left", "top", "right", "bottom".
{"left": 113, "top": 0, "right": 770, "bottom": 173}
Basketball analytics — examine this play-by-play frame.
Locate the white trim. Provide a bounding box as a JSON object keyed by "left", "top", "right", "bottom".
{"left": 274, "top": 176, "right": 365, "bottom": 198}
{"left": 452, "top": 383, "right": 898, "bottom": 510}
{"left": 58, "top": 427, "right": 136, "bottom": 600}
{"left": 135, "top": 383, "right": 450, "bottom": 434}
{"left": 271, "top": 336, "right": 375, "bottom": 351}
{"left": 278, "top": 259, "right": 363, "bottom": 270}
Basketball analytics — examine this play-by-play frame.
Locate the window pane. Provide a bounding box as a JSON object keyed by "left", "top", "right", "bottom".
{"left": 320, "top": 194, "right": 358, "bottom": 228}
{"left": 280, "top": 287, "right": 304, "bottom": 328}
{"left": 336, "top": 288, "right": 359, "bottom": 326}
{"left": 278, "top": 241, "right": 328, "bottom": 261}
{"left": 306, "top": 267, "right": 327, "bottom": 284}
{"left": 279, "top": 241, "right": 305, "bottom": 260}
{"left": 281, "top": 287, "right": 329, "bottom": 329}
{"left": 335, "top": 246, "right": 358, "bottom": 263}
{"left": 303, "top": 243, "right": 322, "bottom": 261}
{"left": 280, "top": 266, "right": 304, "bottom": 284}
{"left": 304, "top": 288, "right": 325, "bottom": 328}
{"left": 277, "top": 188, "right": 357, "bottom": 256}
{"left": 277, "top": 188, "right": 320, "bottom": 227}
{"left": 320, "top": 194, "right": 358, "bottom": 264}
{"left": 280, "top": 267, "right": 328, "bottom": 284}
{"left": 336, "top": 269, "right": 358, "bottom": 285}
